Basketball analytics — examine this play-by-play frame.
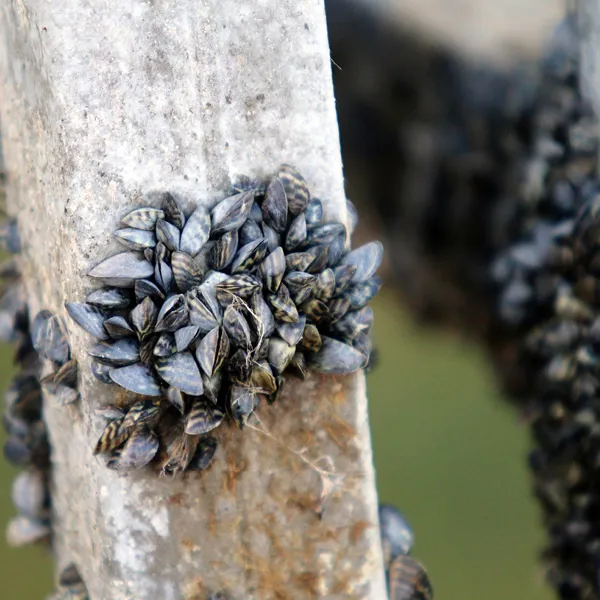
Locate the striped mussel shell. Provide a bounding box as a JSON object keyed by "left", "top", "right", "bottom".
{"left": 378, "top": 503, "right": 433, "bottom": 599}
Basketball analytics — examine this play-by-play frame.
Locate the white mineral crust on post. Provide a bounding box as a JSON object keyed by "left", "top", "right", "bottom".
{"left": 0, "top": 1, "right": 386, "bottom": 598}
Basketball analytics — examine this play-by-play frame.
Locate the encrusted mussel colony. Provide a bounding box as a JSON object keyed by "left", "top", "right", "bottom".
{"left": 379, "top": 504, "right": 433, "bottom": 600}
{"left": 484, "top": 20, "right": 600, "bottom": 600}
{"left": 66, "top": 164, "right": 382, "bottom": 473}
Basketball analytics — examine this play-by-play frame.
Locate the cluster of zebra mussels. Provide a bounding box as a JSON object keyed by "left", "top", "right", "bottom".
{"left": 66, "top": 165, "right": 382, "bottom": 473}
{"left": 488, "top": 20, "right": 600, "bottom": 600}
{"left": 379, "top": 504, "right": 433, "bottom": 599}
{"left": 0, "top": 220, "right": 55, "bottom": 548}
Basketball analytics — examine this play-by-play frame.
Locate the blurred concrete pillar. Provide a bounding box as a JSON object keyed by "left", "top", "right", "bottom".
{"left": 355, "top": 0, "right": 563, "bottom": 63}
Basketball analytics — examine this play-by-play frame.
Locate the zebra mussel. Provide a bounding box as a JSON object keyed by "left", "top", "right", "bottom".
{"left": 34, "top": 310, "right": 79, "bottom": 407}
{"left": 379, "top": 504, "right": 433, "bottom": 599}
{"left": 67, "top": 165, "right": 382, "bottom": 473}
{"left": 46, "top": 563, "right": 89, "bottom": 600}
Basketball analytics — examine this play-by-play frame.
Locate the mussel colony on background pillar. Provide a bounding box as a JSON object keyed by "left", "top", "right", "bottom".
{"left": 329, "top": 3, "right": 600, "bottom": 598}
{"left": 508, "top": 72, "right": 600, "bottom": 596}
{"left": 0, "top": 216, "right": 89, "bottom": 598}
{"left": 0, "top": 219, "right": 53, "bottom": 548}
{"left": 487, "top": 30, "right": 600, "bottom": 596}
{"left": 487, "top": 24, "right": 600, "bottom": 598}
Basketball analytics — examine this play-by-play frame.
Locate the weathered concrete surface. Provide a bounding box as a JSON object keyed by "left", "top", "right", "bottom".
{"left": 0, "top": 1, "right": 385, "bottom": 598}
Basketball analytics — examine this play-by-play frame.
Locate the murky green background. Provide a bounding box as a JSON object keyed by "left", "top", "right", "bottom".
{"left": 0, "top": 291, "right": 552, "bottom": 599}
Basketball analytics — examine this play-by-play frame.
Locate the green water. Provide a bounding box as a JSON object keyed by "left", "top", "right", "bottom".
{"left": 0, "top": 291, "right": 552, "bottom": 599}
{"left": 370, "top": 293, "right": 551, "bottom": 600}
